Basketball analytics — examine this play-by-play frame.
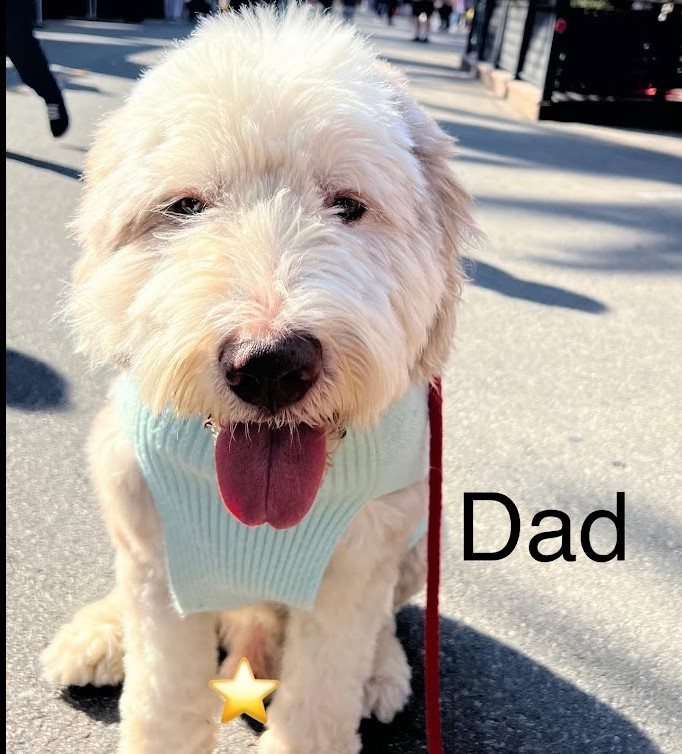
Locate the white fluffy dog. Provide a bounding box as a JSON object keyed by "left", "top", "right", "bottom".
{"left": 42, "top": 8, "right": 476, "bottom": 754}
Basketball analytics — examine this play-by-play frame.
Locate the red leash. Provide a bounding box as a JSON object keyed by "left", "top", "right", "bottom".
{"left": 426, "top": 379, "right": 444, "bottom": 754}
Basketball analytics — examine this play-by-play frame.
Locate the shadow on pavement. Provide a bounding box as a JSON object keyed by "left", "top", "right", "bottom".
{"left": 36, "top": 20, "right": 193, "bottom": 82}
{"left": 463, "top": 257, "right": 607, "bottom": 313}
{"left": 6, "top": 151, "right": 81, "bottom": 180}
{"left": 6, "top": 348, "right": 70, "bottom": 411}
{"left": 436, "top": 106, "right": 682, "bottom": 188}
{"left": 481, "top": 198, "right": 681, "bottom": 275}
{"left": 361, "top": 606, "right": 661, "bottom": 754}
{"left": 61, "top": 684, "right": 121, "bottom": 725}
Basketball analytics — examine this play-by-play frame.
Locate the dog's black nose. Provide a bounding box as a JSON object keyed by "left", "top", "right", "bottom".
{"left": 224, "top": 334, "right": 322, "bottom": 413}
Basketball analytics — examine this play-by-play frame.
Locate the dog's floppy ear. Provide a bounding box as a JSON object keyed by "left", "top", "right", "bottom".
{"left": 382, "top": 64, "right": 478, "bottom": 380}
{"left": 83, "top": 112, "right": 126, "bottom": 188}
{"left": 411, "top": 108, "right": 476, "bottom": 380}
{"left": 73, "top": 116, "right": 125, "bottom": 287}
{"left": 73, "top": 109, "right": 155, "bottom": 283}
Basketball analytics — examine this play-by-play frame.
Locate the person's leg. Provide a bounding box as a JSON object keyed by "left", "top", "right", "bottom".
{"left": 421, "top": 6, "right": 433, "bottom": 41}
{"left": 412, "top": 4, "right": 422, "bottom": 40}
{"left": 5, "top": 4, "right": 68, "bottom": 136}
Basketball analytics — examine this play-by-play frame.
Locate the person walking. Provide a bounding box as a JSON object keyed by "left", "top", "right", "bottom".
{"left": 5, "top": 3, "right": 69, "bottom": 137}
{"left": 437, "top": 0, "right": 453, "bottom": 31}
{"left": 411, "top": 0, "right": 435, "bottom": 42}
{"left": 341, "top": 0, "right": 359, "bottom": 21}
{"left": 451, "top": 0, "right": 465, "bottom": 29}
{"left": 164, "top": 0, "right": 185, "bottom": 20}
{"left": 386, "top": 0, "right": 400, "bottom": 25}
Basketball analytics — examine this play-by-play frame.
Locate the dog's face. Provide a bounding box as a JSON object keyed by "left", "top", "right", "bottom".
{"left": 71, "top": 9, "right": 475, "bottom": 526}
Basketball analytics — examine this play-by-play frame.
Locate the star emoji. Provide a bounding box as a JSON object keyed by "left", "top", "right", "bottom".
{"left": 209, "top": 657, "right": 279, "bottom": 725}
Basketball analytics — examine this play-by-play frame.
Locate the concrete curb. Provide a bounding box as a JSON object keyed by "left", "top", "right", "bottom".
{"left": 506, "top": 79, "right": 542, "bottom": 120}
{"left": 462, "top": 55, "right": 543, "bottom": 120}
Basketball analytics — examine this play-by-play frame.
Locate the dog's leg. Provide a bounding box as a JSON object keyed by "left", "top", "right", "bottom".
{"left": 42, "top": 597, "right": 287, "bottom": 693}
{"left": 259, "top": 484, "right": 426, "bottom": 754}
{"left": 116, "top": 543, "right": 219, "bottom": 754}
{"left": 362, "top": 615, "right": 412, "bottom": 723}
{"left": 41, "top": 587, "right": 124, "bottom": 687}
{"left": 218, "top": 604, "right": 287, "bottom": 681}
{"left": 394, "top": 534, "right": 428, "bottom": 609}
{"left": 260, "top": 570, "right": 394, "bottom": 754}
{"left": 91, "top": 403, "right": 221, "bottom": 754}
{"left": 361, "top": 535, "right": 427, "bottom": 722}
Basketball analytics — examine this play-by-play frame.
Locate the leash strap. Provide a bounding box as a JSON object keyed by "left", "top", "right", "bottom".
{"left": 426, "top": 379, "right": 443, "bottom": 754}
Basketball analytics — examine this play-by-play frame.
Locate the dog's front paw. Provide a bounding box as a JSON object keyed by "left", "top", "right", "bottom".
{"left": 41, "top": 593, "right": 124, "bottom": 687}
{"left": 258, "top": 730, "right": 289, "bottom": 754}
{"left": 259, "top": 728, "right": 361, "bottom": 754}
{"left": 363, "top": 630, "right": 411, "bottom": 723}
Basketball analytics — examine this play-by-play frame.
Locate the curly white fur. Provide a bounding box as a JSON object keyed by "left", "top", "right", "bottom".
{"left": 44, "top": 7, "right": 477, "bottom": 754}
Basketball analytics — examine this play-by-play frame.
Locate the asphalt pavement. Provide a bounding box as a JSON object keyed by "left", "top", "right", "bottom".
{"left": 6, "top": 11, "right": 682, "bottom": 754}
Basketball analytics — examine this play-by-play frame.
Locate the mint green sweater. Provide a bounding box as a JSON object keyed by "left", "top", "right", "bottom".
{"left": 116, "top": 378, "right": 429, "bottom": 614}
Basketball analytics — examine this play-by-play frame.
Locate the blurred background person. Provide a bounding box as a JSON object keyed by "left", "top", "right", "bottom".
{"left": 437, "top": 0, "right": 453, "bottom": 31}
{"left": 452, "top": 0, "right": 466, "bottom": 30}
{"left": 5, "top": 2, "right": 69, "bottom": 137}
{"left": 411, "top": 0, "right": 434, "bottom": 42}
{"left": 463, "top": 1, "right": 474, "bottom": 30}
{"left": 341, "top": 0, "right": 359, "bottom": 21}
{"left": 164, "top": 0, "right": 185, "bottom": 21}
{"left": 386, "top": 0, "right": 401, "bottom": 25}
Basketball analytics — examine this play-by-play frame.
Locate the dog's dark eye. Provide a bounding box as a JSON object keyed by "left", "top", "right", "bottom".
{"left": 166, "top": 197, "right": 206, "bottom": 216}
{"left": 332, "top": 196, "right": 366, "bottom": 223}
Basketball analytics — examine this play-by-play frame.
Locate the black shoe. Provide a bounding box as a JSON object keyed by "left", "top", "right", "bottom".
{"left": 46, "top": 99, "right": 69, "bottom": 138}
{"left": 420, "top": 37, "right": 430, "bottom": 43}
{"left": 412, "top": 36, "right": 421, "bottom": 42}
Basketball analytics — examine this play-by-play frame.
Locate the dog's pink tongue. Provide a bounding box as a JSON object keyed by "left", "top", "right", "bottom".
{"left": 215, "top": 424, "right": 327, "bottom": 530}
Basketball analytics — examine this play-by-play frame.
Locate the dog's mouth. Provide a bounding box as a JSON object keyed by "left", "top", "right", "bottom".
{"left": 214, "top": 423, "right": 328, "bottom": 529}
